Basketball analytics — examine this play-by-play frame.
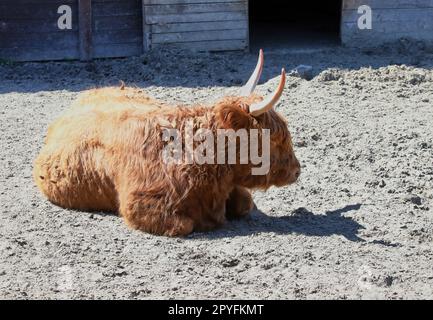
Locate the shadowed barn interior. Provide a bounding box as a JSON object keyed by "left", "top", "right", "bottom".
{"left": 249, "top": 0, "right": 342, "bottom": 50}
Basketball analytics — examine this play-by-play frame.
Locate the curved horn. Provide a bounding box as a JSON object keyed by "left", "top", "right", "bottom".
{"left": 239, "top": 49, "right": 264, "bottom": 96}
{"left": 249, "top": 68, "right": 286, "bottom": 117}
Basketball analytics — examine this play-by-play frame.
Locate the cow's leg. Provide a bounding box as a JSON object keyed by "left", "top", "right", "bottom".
{"left": 119, "top": 190, "right": 194, "bottom": 237}
{"left": 225, "top": 186, "right": 254, "bottom": 220}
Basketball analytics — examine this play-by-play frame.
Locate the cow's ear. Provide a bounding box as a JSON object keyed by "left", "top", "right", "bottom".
{"left": 215, "top": 103, "right": 252, "bottom": 130}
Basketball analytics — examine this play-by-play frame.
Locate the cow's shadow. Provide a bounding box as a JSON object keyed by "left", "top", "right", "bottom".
{"left": 190, "top": 203, "right": 366, "bottom": 242}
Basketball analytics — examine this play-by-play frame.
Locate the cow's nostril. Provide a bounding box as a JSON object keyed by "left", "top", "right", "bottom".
{"left": 295, "top": 169, "right": 301, "bottom": 179}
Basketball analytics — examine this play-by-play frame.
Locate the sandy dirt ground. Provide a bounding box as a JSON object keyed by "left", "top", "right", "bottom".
{"left": 1, "top": 42, "right": 433, "bottom": 299}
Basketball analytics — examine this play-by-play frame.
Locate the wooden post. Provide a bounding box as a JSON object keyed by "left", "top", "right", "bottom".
{"left": 245, "top": 0, "right": 250, "bottom": 52}
{"left": 142, "top": 0, "right": 151, "bottom": 51}
{"left": 78, "top": 0, "right": 92, "bottom": 61}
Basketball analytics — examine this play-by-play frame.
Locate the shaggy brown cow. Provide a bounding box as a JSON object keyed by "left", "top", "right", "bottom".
{"left": 33, "top": 51, "right": 300, "bottom": 236}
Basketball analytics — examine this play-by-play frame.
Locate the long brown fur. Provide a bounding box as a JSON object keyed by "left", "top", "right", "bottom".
{"left": 33, "top": 86, "right": 300, "bottom": 236}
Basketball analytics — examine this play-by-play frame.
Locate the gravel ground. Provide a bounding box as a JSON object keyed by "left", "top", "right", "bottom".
{"left": 1, "top": 42, "right": 433, "bottom": 299}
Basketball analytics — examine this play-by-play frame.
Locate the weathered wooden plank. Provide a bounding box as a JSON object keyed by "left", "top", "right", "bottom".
{"left": 0, "top": 19, "right": 79, "bottom": 33}
{"left": 93, "top": 29, "right": 142, "bottom": 45}
{"left": 6, "top": 0, "right": 76, "bottom": 3}
{"left": 343, "top": 0, "right": 433, "bottom": 10}
{"left": 153, "top": 28, "right": 247, "bottom": 44}
{"left": 152, "top": 39, "right": 247, "bottom": 51}
{"left": 342, "top": 31, "right": 433, "bottom": 45}
{"left": 94, "top": 14, "right": 141, "bottom": 31}
{"left": 144, "top": 2, "right": 246, "bottom": 15}
{"left": 78, "top": 0, "right": 92, "bottom": 61}
{"left": 152, "top": 20, "right": 247, "bottom": 33}
{"left": 143, "top": 3, "right": 151, "bottom": 51}
{"left": 93, "top": 1, "right": 141, "bottom": 17}
{"left": 93, "top": 42, "right": 143, "bottom": 58}
{"left": 0, "top": 3, "right": 78, "bottom": 20}
{"left": 0, "top": 32, "right": 78, "bottom": 49}
{"left": 343, "top": 17, "right": 433, "bottom": 33}
{"left": 342, "top": 8, "right": 433, "bottom": 23}
{"left": 145, "top": 0, "right": 243, "bottom": 4}
{"left": 145, "top": 11, "right": 247, "bottom": 24}
{"left": 0, "top": 47, "right": 79, "bottom": 61}
{"left": 244, "top": 0, "right": 249, "bottom": 51}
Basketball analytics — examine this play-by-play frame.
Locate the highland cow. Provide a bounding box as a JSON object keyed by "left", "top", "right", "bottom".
{"left": 33, "top": 51, "right": 301, "bottom": 237}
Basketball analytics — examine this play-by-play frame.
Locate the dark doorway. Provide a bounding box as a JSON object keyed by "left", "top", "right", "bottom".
{"left": 249, "top": 1, "right": 342, "bottom": 51}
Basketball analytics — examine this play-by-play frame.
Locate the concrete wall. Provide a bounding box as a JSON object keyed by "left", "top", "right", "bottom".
{"left": 341, "top": 0, "right": 433, "bottom": 46}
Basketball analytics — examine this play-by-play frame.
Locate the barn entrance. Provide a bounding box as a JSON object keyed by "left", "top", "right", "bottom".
{"left": 249, "top": 0, "right": 342, "bottom": 50}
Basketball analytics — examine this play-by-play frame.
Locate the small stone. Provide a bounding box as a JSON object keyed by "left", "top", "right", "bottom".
{"left": 221, "top": 259, "right": 240, "bottom": 268}
{"left": 295, "top": 140, "right": 307, "bottom": 147}
{"left": 261, "top": 263, "right": 274, "bottom": 270}
{"left": 290, "top": 65, "right": 313, "bottom": 80}
{"left": 410, "top": 196, "right": 422, "bottom": 206}
{"left": 404, "top": 195, "right": 423, "bottom": 205}
{"left": 15, "top": 239, "right": 27, "bottom": 247}
{"left": 383, "top": 275, "right": 394, "bottom": 287}
{"left": 420, "top": 142, "right": 430, "bottom": 149}
{"left": 311, "top": 134, "right": 321, "bottom": 141}
{"left": 114, "top": 270, "right": 128, "bottom": 277}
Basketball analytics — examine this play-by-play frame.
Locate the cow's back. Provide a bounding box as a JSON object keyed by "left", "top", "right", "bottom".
{"left": 33, "top": 87, "right": 163, "bottom": 212}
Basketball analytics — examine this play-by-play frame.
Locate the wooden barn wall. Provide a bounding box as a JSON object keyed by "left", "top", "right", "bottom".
{"left": 143, "top": 0, "right": 249, "bottom": 51}
{"left": 92, "top": 0, "right": 143, "bottom": 58}
{"left": 341, "top": 0, "right": 433, "bottom": 46}
{"left": 0, "top": 0, "right": 80, "bottom": 61}
{"left": 0, "top": 0, "right": 143, "bottom": 62}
